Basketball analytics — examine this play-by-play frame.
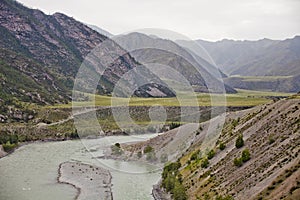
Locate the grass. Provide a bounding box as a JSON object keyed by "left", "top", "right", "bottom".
{"left": 229, "top": 75, "right": 293, "bottom": 82}
{"left": 51, "top": 89, "right": 294, "bottom": 108}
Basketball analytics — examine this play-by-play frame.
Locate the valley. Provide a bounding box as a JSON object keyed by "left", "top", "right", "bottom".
{"left": 0, "top": 0, "right": 299, "bottom": 200}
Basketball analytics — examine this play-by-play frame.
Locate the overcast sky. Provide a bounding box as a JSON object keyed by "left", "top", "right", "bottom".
{"left": 18, "top": 0, "right": 300, "bottom": 41}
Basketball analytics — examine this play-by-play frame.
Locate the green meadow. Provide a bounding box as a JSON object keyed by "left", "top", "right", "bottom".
{"left": 51, "top": 89, "right": 294, "bottom": 108}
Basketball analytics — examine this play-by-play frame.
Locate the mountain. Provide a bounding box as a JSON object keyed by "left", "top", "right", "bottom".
{"left": 87, "top": 24, "right": 113, "bottom": 38}
{"left": 113, "top": 32, "right": 237, "bottom": 94}
{"left": 197, "top": 37, "right": 300, "bottom": 76}
{"left": 122, "top": 94, "right": 300, "bottom": 199}
{"left": 0, "top": 0, "right": 175, "bottom": 104}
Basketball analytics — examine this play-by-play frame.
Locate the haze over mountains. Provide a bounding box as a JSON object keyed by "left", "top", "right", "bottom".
{"left": 197, "top": 36, "right": 300, "bottom": 77}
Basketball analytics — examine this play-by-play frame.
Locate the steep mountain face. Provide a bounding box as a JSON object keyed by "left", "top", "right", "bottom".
{"left": 114, "top": 32, "right": 236, "bottom": 94}
{"left": 178, "top": 95, "right": 300, "bottom": 199}
{"left": 197, "top": 37, "right": 300, "bottom": 76}
{"left": 125, "top": 96, "right": 300, "bottom": 199}
{"left": 0, "top": 0, "right": 174, "bottom": 105}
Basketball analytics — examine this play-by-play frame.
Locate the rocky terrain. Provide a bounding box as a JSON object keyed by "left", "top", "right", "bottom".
{"left": 58, "top": 161, "right": 113, "bottom": 200}
{"left": 0, "top": 0, "right": 175, "bottom": 110}
{"left": 117, "top": 95, "right": 300, "bottom": 200}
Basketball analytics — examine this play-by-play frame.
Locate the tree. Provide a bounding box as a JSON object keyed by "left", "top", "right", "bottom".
{"left": 235, "top": 134, "right": 244, "bottom": 148}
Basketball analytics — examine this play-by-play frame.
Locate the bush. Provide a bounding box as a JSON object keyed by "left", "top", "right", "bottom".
{"left": 2, "top": 141, "right": 17, "bottom": 152}
{"left": 207, "top": 149, "right": 215, "bottom": 160}
{"left": 241, "top": 149, "right": 251, "bottom": 162}
{"left": 201, "top": 157, "right": 209, "bottom": 168}
{"left": 144, "top": 145, "right": 154, "bottom": 153}
{"left": 268, "top": 135, "right": 275, "bottom": 144}
{"left": 173, "top": 181, "right": 187, "bottom": 200}
{"left": 219, "top": 142, "right": 226, "bottom": 150}
{"left": 170, "top": 122, "right": 180, "bottom": 130}
{"left": 190, "top": 150, "right": 200, "bottom": 161}
{"left": 234, "top": 157, "right": 243, "bottom": 167}
{"left": 235, "top": 134, "right": 244, "bottom": 148}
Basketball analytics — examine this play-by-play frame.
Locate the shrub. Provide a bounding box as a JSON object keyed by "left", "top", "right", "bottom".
{"left": 234, "top": 157, "right": 243, "bottom": 167}
{"left": 201, "top": 157, "right": 209, "bottom": 168}
{"left": 219, "top": 142, "right": 226, "bottom": 151}
{"left": 241, "top": 149, "right": 251, "bottom": 162}
{"left": 235, "top": 134, "right": 244, "bottom": 148}
{"left": 190, "top": 150, "right": 200, "bottom": 161}
{"left": 268, "top": 135, "right": 275, "bottom": 144}
{"left": 170, "top": 122, "right": 180, "bottom": 130}
{"left": 144, "top": 145, "right": 154, "bottom": 153}
{"left": 2, "top": 141, "right": 17, "bottom": 152}
{"left": 207, "top": 149, "right": 215, "bottom": 160}
{"left": 173, "top": 181, "right": 187, "bottom": 200}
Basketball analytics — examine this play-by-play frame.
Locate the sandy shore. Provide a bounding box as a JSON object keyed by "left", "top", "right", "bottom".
{"left": 58, "top": 161, "right": 113, "bottom": 200}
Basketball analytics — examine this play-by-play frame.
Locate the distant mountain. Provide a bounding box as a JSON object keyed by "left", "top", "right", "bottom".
{"left": 114, "top": 32, "right": 237, "bottom": 94}
{"left": 197, "top": 37, "right": 300, "bottom": 76}
{"left": 87, "top": 24, "right": 113, "bottom": 38}
{"left": 0, "top": 0, "right": 175, "bottom": 105}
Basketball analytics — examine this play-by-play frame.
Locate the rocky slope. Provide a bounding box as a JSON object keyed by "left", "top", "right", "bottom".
{"left": 0, "top": 0, "right": 175, "bottom": 105}
{"left": 121, "top": 95, "right": 300, "bottom": 200}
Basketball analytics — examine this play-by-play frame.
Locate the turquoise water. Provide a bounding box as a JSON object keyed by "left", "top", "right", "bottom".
{"left": 0, "top": 135, "right": 161, "bottom": 200}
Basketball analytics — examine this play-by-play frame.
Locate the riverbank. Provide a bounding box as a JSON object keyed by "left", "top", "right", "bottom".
{"left": 152, "top": 181, "right": 171, "bottom": 200}
{"left": 58, "top": 161, "right": 113, "bottom": 200}
{"left": 0, "top": 145, "right": 7, "bottom": 158}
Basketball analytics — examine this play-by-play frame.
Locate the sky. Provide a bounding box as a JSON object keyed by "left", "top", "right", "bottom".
{"left": 18, "top": 0, "right": 300, "bottom": 41}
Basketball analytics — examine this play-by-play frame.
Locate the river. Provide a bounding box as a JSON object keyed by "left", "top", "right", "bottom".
{"left": 0, "top": 134, "right": 162, "bottom": 200}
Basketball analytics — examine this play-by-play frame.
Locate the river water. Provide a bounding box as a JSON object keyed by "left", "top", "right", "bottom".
{"left": 0, "top": 134, "right": 161, "bottom": 200}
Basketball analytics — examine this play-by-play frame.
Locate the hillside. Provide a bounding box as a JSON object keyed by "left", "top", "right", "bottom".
{"left": 120, "top": 95, "right": 300, "bottom": 200}
{"left": 0, "top": 0, "right": 175, "bottom": 103}
{"left": 177, "top": 95, "right": 300, "bottom": 199}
